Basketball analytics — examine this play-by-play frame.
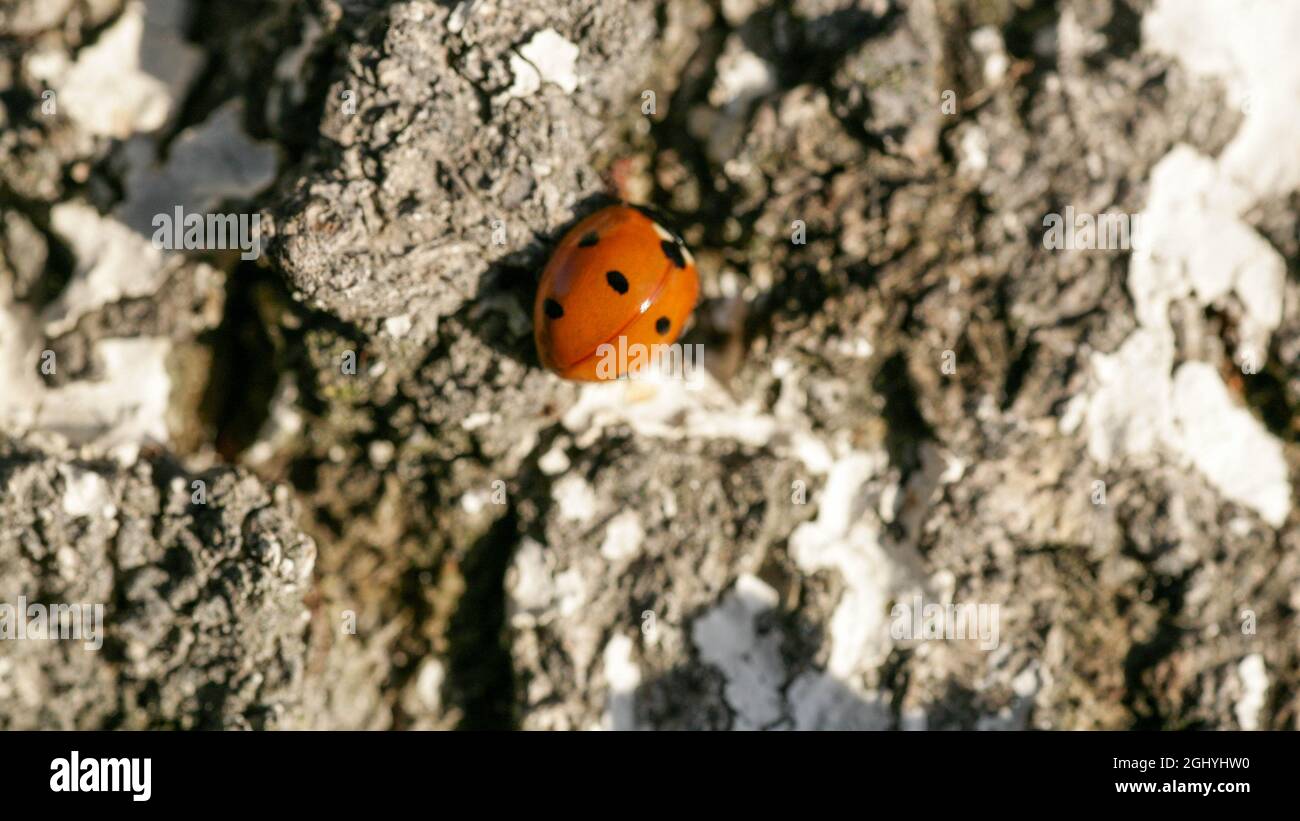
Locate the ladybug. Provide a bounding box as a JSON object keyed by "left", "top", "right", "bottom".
{"left": 534, "top": 204, "right": 699, "bottom": 381}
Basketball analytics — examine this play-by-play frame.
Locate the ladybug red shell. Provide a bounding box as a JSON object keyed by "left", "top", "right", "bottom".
{"left": 534, "top": 204, "right": 700, "bottom": 381}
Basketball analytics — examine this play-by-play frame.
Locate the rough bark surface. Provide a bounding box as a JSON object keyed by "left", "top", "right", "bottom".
{"left": 0, "top": 439, "right": 315, "bottom": 729}
{"left": 0, "top": 0, "right": 1296, "bottom": 730}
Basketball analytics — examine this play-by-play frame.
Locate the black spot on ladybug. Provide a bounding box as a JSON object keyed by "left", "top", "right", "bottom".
{"left": 544, "top": 298, "right": 564, "bottom": 319}
{"left": 578, "top": 231, "right": 599, "bottom": 247}
{"left": 606, "top": 270, "right": 629, "bottom": 294}
{"left": 655, "top": 316, "right": 671, "bottom": 335}
{"left": 661, "top": 240, "right": 686, "bottom": 269}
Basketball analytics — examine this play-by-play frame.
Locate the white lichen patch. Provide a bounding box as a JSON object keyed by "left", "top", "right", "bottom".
{"left": 460, "top": 411, "right": 493, "bottom": 430}
{"left": 44, "top": 202, "right": 169, "bottom": 337}
{"left": 508, "top": 29, "right": 580, "bottom": 97}
{"left": 1086, "top": 328, "right": 1174, "bottom": 465}
{"left": 957, "top": 124, "right": 990, "bottom": 176}
{"left": 458, "top": 488, "right": 491, "bottom": 515}
{"left": 538, "top": 439, "right": 572, "bottom": 475}
{"left": 504, "top": 54, "right": 542, "bottom": 98}
{"left": 786, "top": 671, "right": 893, "bottom": 731}
{"left": 691, "top": 574, "right": 786, "bottom": 730}
{"left": 507, "top": 538, "right": 555, "bottom": 626}
{"left": 58, "top": 465, "right": 114, "bottom": 518}
{"left": 601, "top": 633, "right": 641, "bottom": 731}
{"left": 1, "top": 268, "right": 173, "bottom": 452}
{"left": 1234, "top": 654, "right": 1267, "bottom": 731}
{"left": 382, "top": 314, "right": 413, "bottom": 338}
{"left": 507, "top": 536, "right": 605, "bottom": 703}
{"left": 708, "top": 34, "right": 777, "bottom": 110}
{"left": 551, "top": 474, "right": 597, "bottom": 523}
{"left": 562, "top": 375, "right": 780, "bottom": 450}
{"left": 40, "top": 339, "right": 172, "bottom": 448}
{"left": 1145, "top": 0, "right": 1300, "bottom": 202}
{"left": 552, "top": 568, "right": 588, "bottom": 618}
{"left": 413, "top": 657, "right": 445, "bottom": 714}
{"left": 26, "top": 0, "right": 202, "bottom": 138}
{"left": 1088, "top": 332, "right": 1289, "bottom": 526}
{"left": 970, "top": 26, "right": 1009, "bottom": 87}
{"left": 1169, "top": 363, "right": 1290, "bottom": 527}
{"left": 1127, "top": 146, "right": 1284, "bottom": 357}
{"left": 1081, "top": 1, "right": 1298, "bottom": 527}
{"left": 599, "top": 510, "right": 644, "bottom": 564}
{"left": 788, "top": 452, "right": 909, "bottom": 677}
{"left": 0, "top": 300, "right": 44, "bottom": 425}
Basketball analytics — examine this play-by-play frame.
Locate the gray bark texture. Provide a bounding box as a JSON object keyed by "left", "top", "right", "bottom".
{"left": 0, "top": 0, "right": 1297, "bottom": 729}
